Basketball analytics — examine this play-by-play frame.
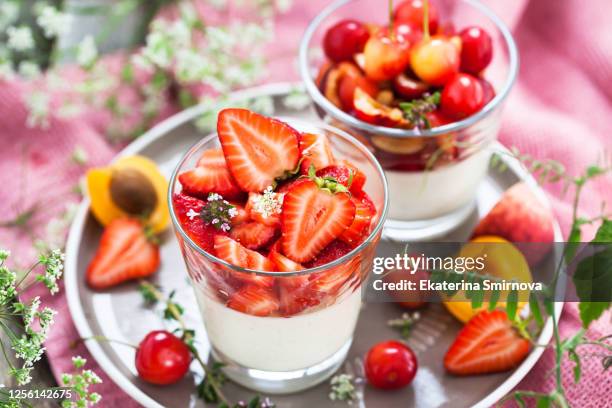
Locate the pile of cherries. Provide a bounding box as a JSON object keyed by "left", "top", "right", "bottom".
{"left": 317, "top": 0, "right": 495, "bottom": 131}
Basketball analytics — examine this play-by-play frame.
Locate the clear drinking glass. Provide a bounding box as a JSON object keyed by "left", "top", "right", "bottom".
{"left": 168, "top": 118, "right": 388, "bottom": 394}
{"left": 299, "top": 0, "right": 519, "bottom": 241}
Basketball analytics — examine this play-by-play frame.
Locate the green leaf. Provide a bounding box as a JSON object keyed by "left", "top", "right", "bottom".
{"left": 573, "top": 245, "right": 612, "bottom": 327}
{"left": 529, "top": 291, "right": 544, "bottom": 328}
{"left": 506, "top": 289, "right": 519, "bottom": 321}
{"left": 536, "top": 396, "right": 551, "bottom": 408}
{"left": 514, "top": 394, "right": 526, "bottom": 408}
{"left": 246, "top": 396, "right": 261, "bottom": 408}
{"left": 488, "top": 288, "right": 501, "bottom": 311}
{"left": 568, "top": 349, "right": 582, "bottom": 383}
{"left": 578, "top": 302, "right": 610, "bottom": 329}
{"left": 544, "top": 297, "right": 554, "bottom": 315}
{"left": 594, "top": 219, "right": 612, "bottom": 242}
{"left": 470, "top": 287, "right": 484, "bottom": 310}
{"left": 565, "top": 223, "right": 582, "bottom": 264}
{"left": 586, "top": 165, "right": 605, "bottom": 178}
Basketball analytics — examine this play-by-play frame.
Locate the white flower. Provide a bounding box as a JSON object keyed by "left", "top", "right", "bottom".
{"left": 0, "top": 1, "right": 19, "bottom": 31}
{"left": 7, "top": 26, "right": 34, "bottom": 51}
{"left": 277, "top": 0, "right": 293, "bottom": 13}
{"left": 283, "top": 89, "right": 311, "bottom": 110}
{"left": 208, "top": 193, "right": 222, "bottom": 202}
{"left": 175, "top": 49, "right": 207, "bottom": 83}
{"left": 36, "top": 5, "right": 72, "bottom": 38}
{"left": 0, "top": 249, "right": 10, "bottom": 261}
{"left": 71, "top": 146, "right": 88, "bottom": 165}
{"left": 18, "top": 61, "right": 41, "bottom": 79}
{"left": 186, "top": 209, "right": 199, "bottom": 220}
{"left": 250, "top": 95, "right": 274, "bottom": 116}
{"left": 76, "top": 35, "right": 98, "bottom": 69}
{"left": 24, "top": 91, "right": 51, "bottom": 129}
{"left": 37, "top": 249, "right": 65, "bottom": 295}
{"left": 23, "top": 297, "right": 41, "bottom": 329}
{"left": 0, "top": 61, "right": 15, "bottom": 81}
{"left": 251, "top": 186, "right": 283, "bottom": 218}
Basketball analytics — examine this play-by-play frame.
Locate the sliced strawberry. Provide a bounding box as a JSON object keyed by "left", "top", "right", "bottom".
{"left": 299, "top": 132, "right": 335, "bottom": 173}
{"left": 339, "top": 196, "right": 375, "bottom": 244}
{"left": 228, "top": 202, "right": 250, "bottom": 224}
{"left": 316, "top": 164, "right": 367, "bottom": 195}
{"left": 245, "top": 192, "right": 283, "bottom": 227}
{"left": 214, "top": 235, "right": 275, "bottom": 287}
{"left": 281, "top": 180, "right": 356, "bottom": 263}
{"left": 217, "top": 108, "right": 300, "bottom": 192}
{"left": 178, "top": 165, "right": 242, "bottom": 200}
{"left": 172, "top": 193, "right": 219, "bottom": 252}
{"left": 86, "top": 218, "right": 160, "bottom": 289}
{"left": 229, "top": 221, "right": 277, "bottom": 250}
{"left": 308, "top": 263, "right": 356, "bottom": 294}
{"left": 226, "top": 285, "right": 280, "bottom": 317}
{"left": 444, "top": 310, "right": 531, "bottom": 375}
{"left": 278, "top": 282, "right": 320, "bottom": 316}
{"left": 276, "top": 177, "right": 310, "bottom": 194}
{"left": 304, "top": 240, "right": 354, "bottom": 268}
{"left": 196, "top": 148, "right": 227, "bottom": 168}
{"left": 269, "top": 244, "right": 305, "bottom": 272}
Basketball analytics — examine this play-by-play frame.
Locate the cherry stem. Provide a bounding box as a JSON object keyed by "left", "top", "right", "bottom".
{"left": 139, "top": 280, "right": 231, "bottom": 406}
{"left": 71, "top": 335, "right": 138, "bottom": 350}
{"left": 388, "top": 0, "right": 395, "bottom": 40}
{"left": 423, "top": 0, "right": 430, "bottom": 40}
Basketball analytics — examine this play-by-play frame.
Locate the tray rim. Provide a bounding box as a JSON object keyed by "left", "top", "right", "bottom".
{"left": 64, "top": 82, "right": 564, "bottom": 408}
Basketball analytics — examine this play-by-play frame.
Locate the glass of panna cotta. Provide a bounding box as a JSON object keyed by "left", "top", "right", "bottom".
{"left": 168, "top": 117, "right": 388, "bottom": 394}
{"left": 299, "top": 0, "right": 519, "bottom": 240}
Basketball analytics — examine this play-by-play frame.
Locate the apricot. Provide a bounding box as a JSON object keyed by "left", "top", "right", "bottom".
{"left": 443, "top": 236, "right": 532, "bottom": 323}
{"left": 87, "top": 155, "right": 169, "bottom": 233}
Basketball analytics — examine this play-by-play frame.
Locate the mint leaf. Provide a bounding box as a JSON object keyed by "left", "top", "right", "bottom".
{"left": 529, "top": 291, "right": 544, "bottom": 328}
{"left": 506, "top": 289, "right": 519, "bottom": 321}
{"left": 568, "top": 349, "right": 581, "bottom": 383}
{"left": 578, "top": 302, "right": 610, "bottom": 328}
{"left": 594, "top": 219, "right": 612, "bottom": 242}
{"left": 536, "top": 396, "right": 551, "bottom": 408}
{"left": 573, "top": 246, "right": 612, "bottom": 327}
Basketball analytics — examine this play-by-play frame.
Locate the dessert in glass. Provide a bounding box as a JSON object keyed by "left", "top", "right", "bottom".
{"left": 299, "top": 0, "right": 519, "bottom": 240}
{"left": 168, "top": 109, "right": 388, "bottom": 393}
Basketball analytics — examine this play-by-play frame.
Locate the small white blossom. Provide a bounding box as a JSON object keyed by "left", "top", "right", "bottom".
{"left": 76, "top": 35, "right": 98, "bottom": 69}
{"left": 18, "top": 61, "right": 41, "bottom": 79}
{"left": 0, "top": 249, "right": 9, "bottom": 261}
{"left": 22, "top": 296, "right": 41, "bottom": 329}
{"left": 36, "top": 5, "right": 72, "bottom": 38}
{"left": 211, "top": 218, "right": 219, "bottom": 225}
{"left": 0, "top": 61, "right": 15, "bottom": 81}
{"left": 220, "top": 222, "right": 230, "bottom": 232}
{"left": 71, "top": 146, "right": 88, "bottom": 165}
{"left": 0, "top": 2, "right": 19, "bottom": 31}
{"left": 329, "top": 374, "right": 356, "bottom": 402}
{"left": 228, "top": 207, "right": 237, "bottom": 218}
{"left": 7, "top": 26, "right": 34, "bottom": 51}
{"left": 208, "top": 193, "right": 222, "bottom": 202}
{"left": 283, "top": 88, "right": 311, "bottom": 110}
{"left": 37, "top": 249, "right": 65, "bottom": 295}
{"left": 186, "top": 209, "right": 199, "bottom": 220}
{"left": 277, "top": 0, "right": 293, "bottom": 13}
{"left": 251, "top": 186, "right": 283, "bottom": 218}
{"left": 24, "top": 91, "right": 51, "bottom": 129}
{"left": 142, "top": 25, "right": 174, "bottom": 68}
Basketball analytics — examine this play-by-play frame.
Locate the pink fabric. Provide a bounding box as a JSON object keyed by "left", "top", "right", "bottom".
{"left": 0, "top": 0, "right": 610, "bottom": 406}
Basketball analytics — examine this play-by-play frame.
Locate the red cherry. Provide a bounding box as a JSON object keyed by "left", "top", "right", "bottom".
{"left": 410, "top": 35, "right": 461, "bottom": 86}
{"left": 135, "top": 330, "right": 191, "bottom": 385}
{"left": 478, "top": 78, "right": 496, "bottom": 104}
{"left": 393, "top": 73, "right": 430, "bottom": 99}
{"left": 336, "top": 62, "right": 379, "bottom": 111}
{"left": 459, "top": 26, "right": 493, "bottom": 74}
{"left": 441, "top": 73, "right": 485, "bottom": 119}
{"left": 394, "top": 0, "right": 439, "bottom": 33}
{"left": 323, "top": 20, "right": 370, "bottom": 63}
{"left": 364, "top": 28, "right": 412, "bottom": 81}
{"left": 365, "top": 340, "right": 418, "bottom": 389}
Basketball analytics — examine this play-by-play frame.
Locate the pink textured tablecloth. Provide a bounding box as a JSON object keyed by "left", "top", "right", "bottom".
{"left": 0, "top": 0, "right": 611, "bottom": 406}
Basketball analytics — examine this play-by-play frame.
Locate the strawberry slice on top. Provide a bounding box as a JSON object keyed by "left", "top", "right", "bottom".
{"left": 229, "top": 221, "right": 277, "bottom": 250}
{"left": 178, "top": 149, "right": 242, "bottom": 200}
{"left": 281, "top": 176, "right": 356, "bottom": 263}
{"left": 444, "top": 310, "right": 530, "bottom": 375}
{"left": 87, "top": 218, "right": 160, "bottom": 289}
{"left": 299, "top": 132, "right": 335, "bottom": 173}
{"left": 217, "top": 108, "right": 300, "bottom": 192}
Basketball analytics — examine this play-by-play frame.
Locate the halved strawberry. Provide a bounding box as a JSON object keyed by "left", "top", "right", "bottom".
{"left": 226, "top": 285, "right": 280, "bottom": 317}
{"left": 229, "top": 221, "right": 277, "bottom": 250}
{"left": 281, "top": 180, "right": 356, "bottom": 263}
{"left": 269, "top": 244, "right": 305, "bottom": 273}
{"left": 316, "top": 164, "right": 367, "bottom": 195}
{"left": 299, "top": 132, "right": 335, "bottom": 173}
{"left": 178, "top": 165, "right": 242, "bottom": 200}
{"left": 214, "top": 235, "right": 275, "bottom": 287}
{"left": 172, "top": 193, "right": 219, "bottom": 252}
{"left": 444, "top": 310, "right": 531, "bottom": 375}
{"left": 86, "top": 218, "right": 160, "bottom": 289}
{"left": 245, "top": 192, "right": 283, "bottom": 227}
{"left": 278, "top": 282, "right": 320, "bottom": 316}
{"left": 339, "top": 196, "right": 375, "bottom": 244}
{"left": 228, "top": 202, "right": 250, "bottom": 224}
{"left": 217, "top": 108, "right": 300, "bottom": 192}
{"left": 304, "top": 240, "right": 354, "bottom": 268}
{"left": 308, "top": 263, "right": 356, "bottom": 294}
{"left": 196, "top": 148, "right": 227, "bottom": 168}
